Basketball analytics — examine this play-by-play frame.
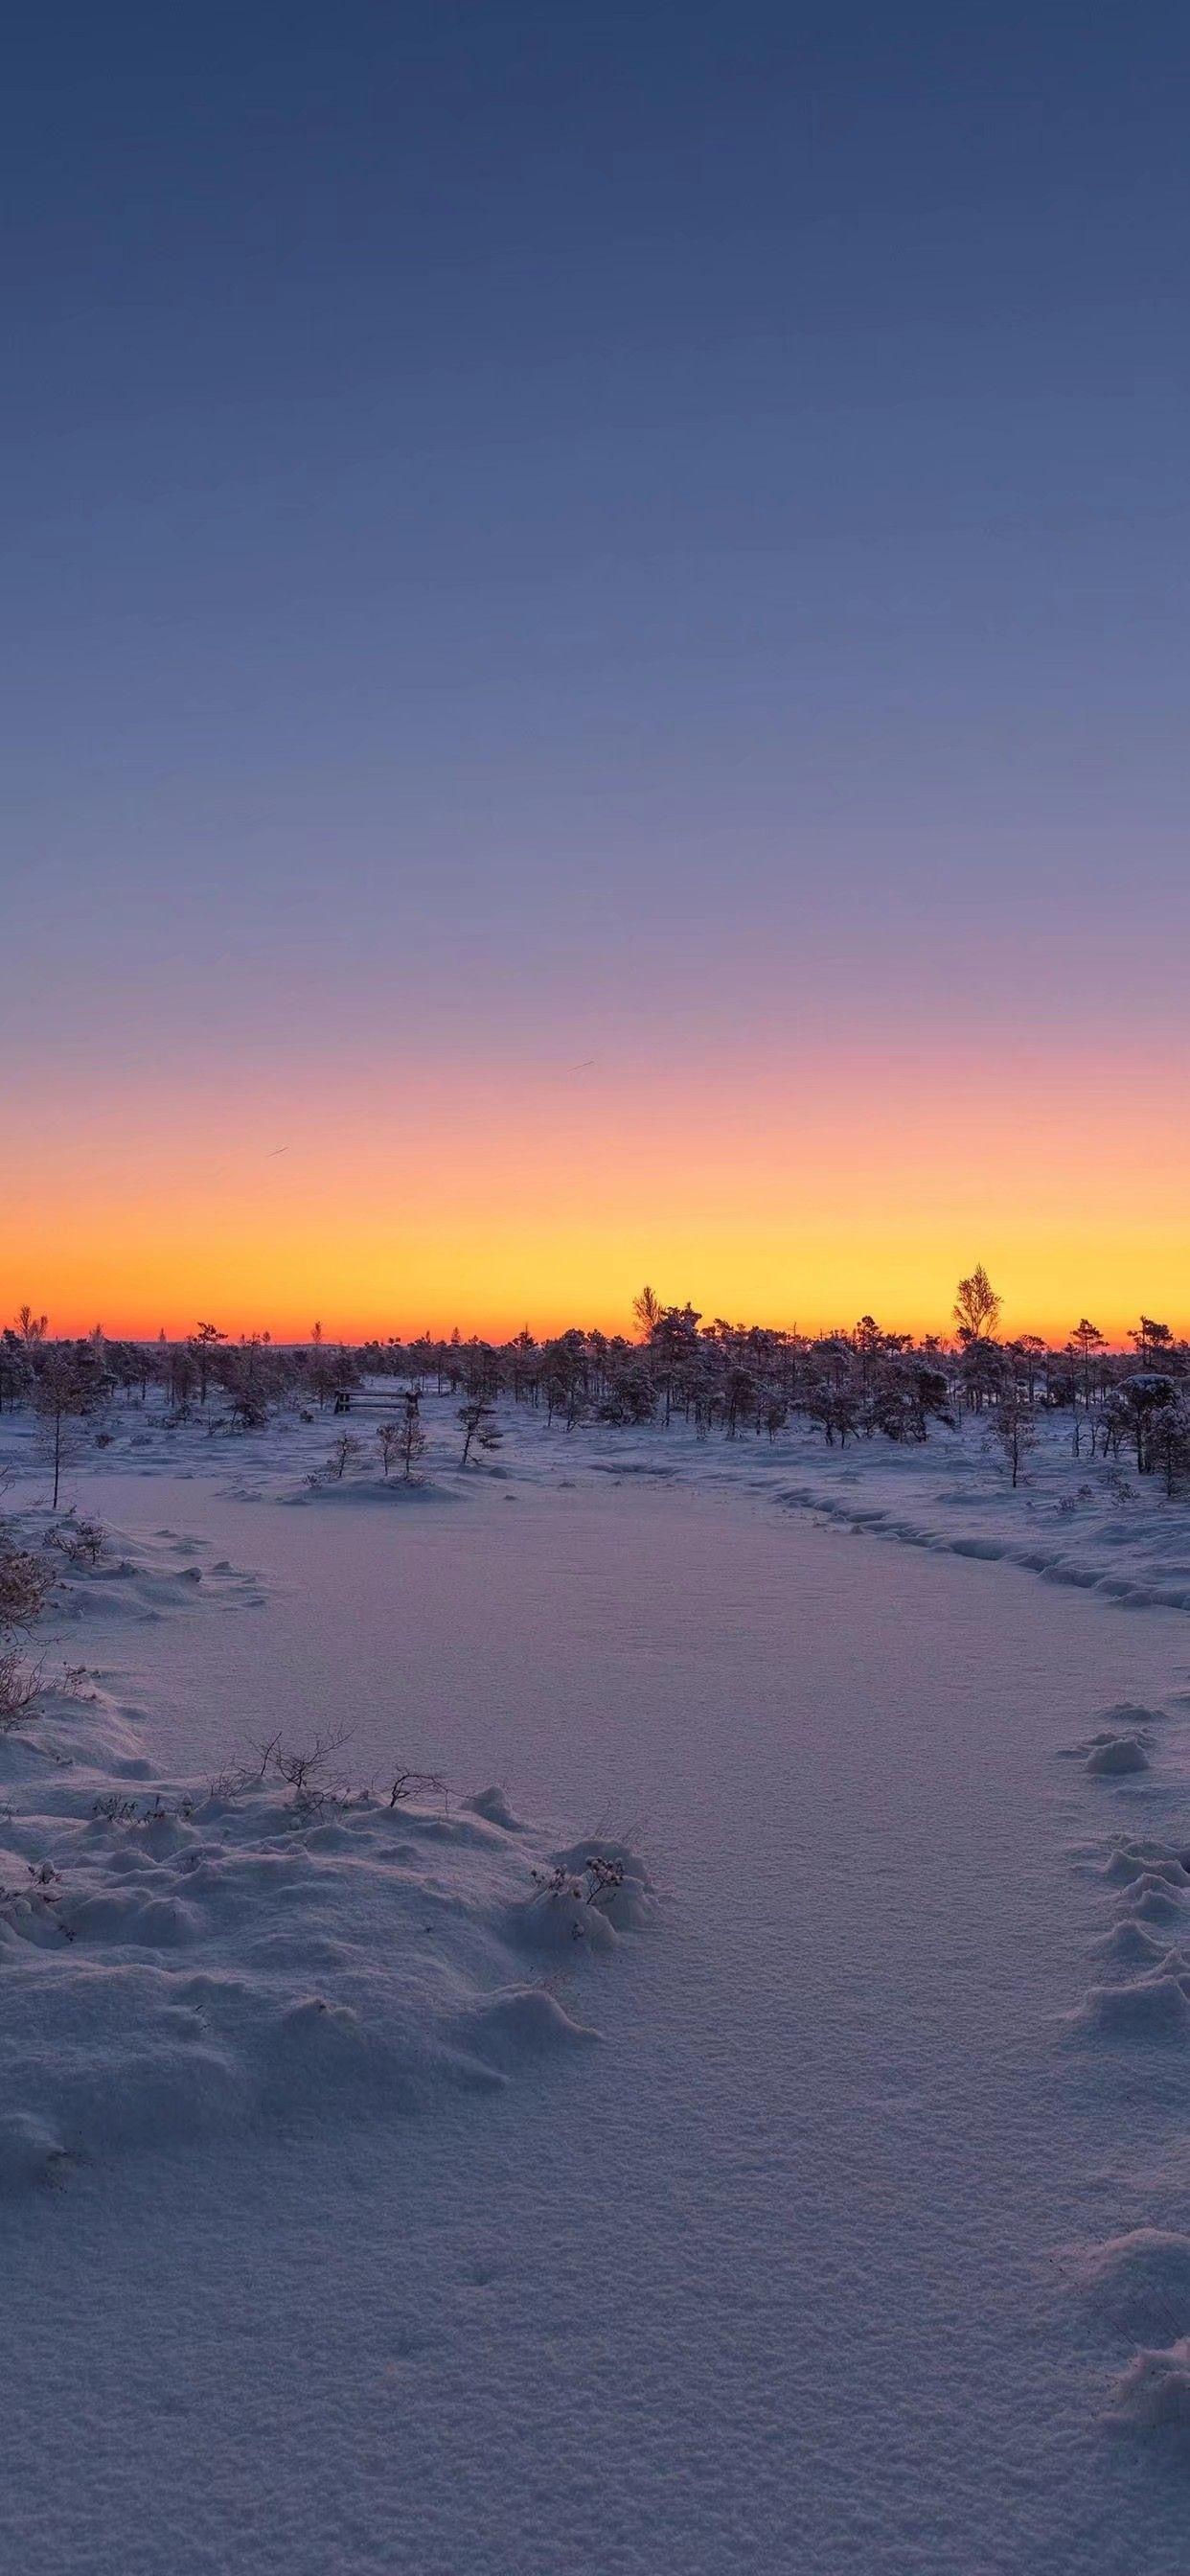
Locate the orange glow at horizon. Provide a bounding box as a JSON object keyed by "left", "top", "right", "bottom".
{"left": 9, "top": 1031, "right": 1190, "bottom": 1348}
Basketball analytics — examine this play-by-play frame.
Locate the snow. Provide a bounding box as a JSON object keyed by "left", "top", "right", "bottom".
{"left": 6, "top": 1389, "right": 1190, "bottom": 2569}
{"left": 14, "top": 1381, "right": 1190, "bottom": 1609}
{"left": 1083, "top": 1731, "right": 1152, "bottom": 1776}
{"left": 0, "top": 1684, "right": 652, "bottom": 2191}
{"left": 1111, "top": 2338, "right": 1190, "bottom": 2430}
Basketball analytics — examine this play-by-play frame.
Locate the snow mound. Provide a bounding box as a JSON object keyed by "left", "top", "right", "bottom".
{"left": 1112, "top": 1877, "right": 1187, "bottom": 1925}
{"left": 465, "top": 1784, "right": 523, "bottom": 1830}
{"left": 0, "top": 2108, "right": 74, "bottom": 2193}
{"left": 552, "top": 1835, "right": 658, "bottom": 1933}
{"left": 1072, "top": 1970, "right": 1190, "bottom": 2042}
{"left": 0, "top": 1704, "right": 653, "bottom": 2191}
{"left": 510, "top": 1838, "right": 660, "bottom": 1960}
{"left": 1110, "top": 2339, "right": 1190, "bottom": 2434}
{"left": 453, "top": 1985, "right": 599, "bottom": 2070}
{"left": 1101, "top": 1839, "right": 1189, "bottom": 1891}
{"left": 1084, "top": 1734, "right": 1151, "bottom": 1777}
{"left": 1068, "top": 2229, "right": 1190, "bottom": 2339}
{"left": 285, "top": 1475, "right": 456, "bottom": 1509}
{"left": 6, "top": 1507, "right": 266, "bottom": 1625}
{"left": 1090, "top": 1921, "right": 1173, "bottom": 1969}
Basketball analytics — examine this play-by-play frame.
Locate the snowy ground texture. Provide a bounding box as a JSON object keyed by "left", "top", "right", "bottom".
{"left": 1, "top": 1706, "right": 651, "bottom": 2195}
{"left": 6, "top": 1390, "right": 1190, "bottom": 2572}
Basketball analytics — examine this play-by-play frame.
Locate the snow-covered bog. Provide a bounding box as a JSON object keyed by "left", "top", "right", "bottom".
{"left": 0, "top": 1690, "right": 656, "bottom": 2195}
{"left": 21, "top": 1383, "right": 1190, "bottom": 1623}
{"left": 9, "top": 1398, "right": 1190, "bottom": 2571}
{"left": 40, "top": 1512, "right": 267, "bottom": 1622}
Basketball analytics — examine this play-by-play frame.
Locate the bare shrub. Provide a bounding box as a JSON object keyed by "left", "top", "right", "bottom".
{"left": 44, "top": 1515, "right": 106, "bottom": 1568}
{"left": 584, "top": 1854, "right": 626, "bottom": 1904}
{"left": 531, "top": 1852, "right": 629, "bottom": 1936}
{"left": 0, "top": 1647, "right": 44, "bottom": 1731}
{"left": 0, "top": 1534, "right": 55, "bottom": 1630}
{"left": 0, "top": 1520, "right": 56, "bottom": 1729}
{"left": 92, "top": 1791, "right": 195, "bottom": 1826}
{"left": 387, "top": 1767, "right": 448, "bottom": 1808}
{"left": 0, "top": 1858, "right": 74, "bottom": 1941}
{"left": 250, "top": 1725, "right": 353, "bottom": 1812}
{"left": 273, "top": 1728, "right": 350, "bottom": 1794}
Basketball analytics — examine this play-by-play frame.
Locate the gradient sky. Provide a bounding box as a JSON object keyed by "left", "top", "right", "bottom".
{"left": 4, "top": 3, "right": 1188, "bottom": 1341}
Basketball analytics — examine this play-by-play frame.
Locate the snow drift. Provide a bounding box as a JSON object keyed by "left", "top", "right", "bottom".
{"left": 0, "top": 1684, "right": 655, "bottom": 2194}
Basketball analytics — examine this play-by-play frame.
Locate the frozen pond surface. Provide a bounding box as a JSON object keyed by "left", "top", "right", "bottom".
{"left": 8, "top": 1442, "right": 1190, "bottom": 2575}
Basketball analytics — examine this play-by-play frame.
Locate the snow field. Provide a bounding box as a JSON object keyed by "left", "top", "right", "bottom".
{"left": 13, "top": 1381, "right": 1190, "bottom": 1619}
{"left": 7, "top": 1396, "right": 1190, "bottom": 2568}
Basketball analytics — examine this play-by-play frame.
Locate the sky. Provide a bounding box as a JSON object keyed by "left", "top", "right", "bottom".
{"left": 3, "top": 2, "right": 1188, "bottom": 1342}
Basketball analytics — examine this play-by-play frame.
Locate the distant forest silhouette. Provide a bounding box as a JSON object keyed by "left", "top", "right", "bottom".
{"left": 5, "top": 1269, "right": 1190, "bottom": 1490}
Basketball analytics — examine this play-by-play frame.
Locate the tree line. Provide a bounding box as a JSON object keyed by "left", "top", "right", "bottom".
{"left": 4, "top": 1266, "right": 1190, "bottom": 1488}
